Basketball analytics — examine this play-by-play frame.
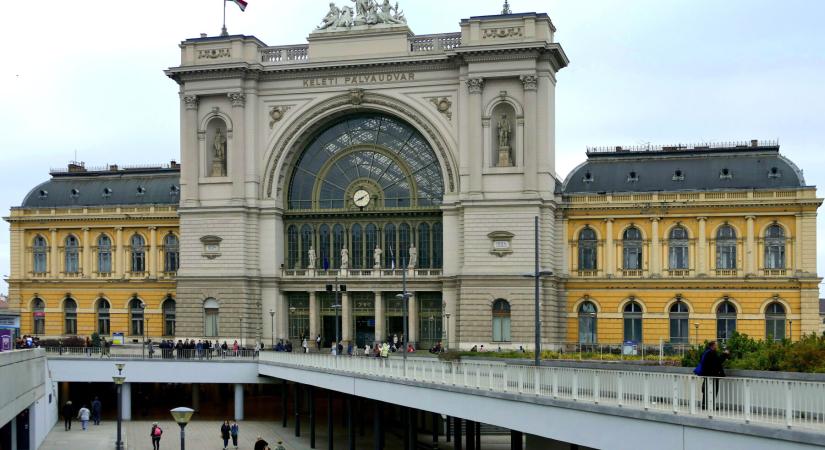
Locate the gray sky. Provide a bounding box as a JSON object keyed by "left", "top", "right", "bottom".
{"left": 1, "top": 0, "right": 823, "bottom": 295}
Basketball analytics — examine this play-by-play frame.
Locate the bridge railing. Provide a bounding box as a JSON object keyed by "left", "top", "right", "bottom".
{"left": 259, "top": 352, "right": 825, "bottom": 431}
{"left": 43, "top": 346, "right": 259, "bottom": 360}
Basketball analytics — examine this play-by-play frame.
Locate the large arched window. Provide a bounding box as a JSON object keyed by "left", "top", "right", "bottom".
{"left": 129, "top": 297, "right": 145, "bottom": 336}
{"left": 97, "top": 299, "right": 111, "bottom": 335}
{"left": 163, "top": 233, "right": 179, "bottom": 273}
{"left": 287, "top": 225, "right": 299, "bottom": 269}
{"left": 716, "top": 300, "right": 737, "bottom": 341}
{"left": 622, "top": 227, "right": 643, "bottom": 271}
{"left": 300, "top": 225, "right": 313, "bottom": 269}
{"left": 32, "top": 298, "right": 45, "bottom": 335}
{"left": 65, "top": 235, "right": 79, "bottom": 274}
{"left": 366, "top": 224, "right": 378, "bottom": 267}
{"left": 64, "top": 298, "right": 77, "bottom": 335}
{"left": 32, "top": 235, "right": 48, "bottom": 274}
{"left": 716, "top": 225, "right": 737, "bottom": 270}
{"left": 333, "top": 224, "right": 345, "bottom": 269}
{"left": 669, "top": 300, "right": 690, "bottom": 344}
{"left": 384, "top": 224, "right": 396, "bottom": 268}
{"left": 578, "top": 301, "right": 597, "bottom": 344}
{"left": 399, "top": 223, "right": 411, "bottom": 266}
{"left": 492, "top": 299, "right": 511, "bottom": 342}
{"left": 668, "top": 226, "right": 689, "bottom": 270}
{"left": 97, "top": 235, "right": 112, "bottom": 274}
{"left": 319, "top": 224, "right": 331, "bottom": 269}
{"left": 418, "top": 223, "right": 430, "bottom": 269}
{"left": 351, "top": 224, "right": 363, "bottom": 268}
{"left": 432, "top": 223, "right": 443, "bottom": 269}
{"left": 764, "top": 224, "right": 786, "bottom": 270}
{"left": 623, "top": 300, "right": 643, "bottom": 343}
{"left": 765, "top": 302, "right": 786, "bottom": 341}
{"left": 130, "top": 234, "right": 146, "bottom": 273}
{"left": 162, "top": 296, "right": 176, "bottom": 336}
{"left": 204, "top": 298, "right": 219, "bottom": 337}
{"left": 578, "top": 227, "right": 597, "bottom": 271}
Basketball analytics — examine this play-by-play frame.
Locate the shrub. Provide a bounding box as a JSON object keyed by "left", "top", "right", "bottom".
{"left": 681, "top": 332, "right": 825, "bottom": 373}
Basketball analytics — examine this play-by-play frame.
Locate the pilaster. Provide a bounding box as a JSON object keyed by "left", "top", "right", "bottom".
{"left": 697, "top": 217, "right": 707, "bottom": 275}
{"left": 148, "top": 226, "right": 157, "bottom": 277}
{"left": 341, "top": 291, "right": 351, "bottom": 343}
{"left": 650, "top": 217, "right": 660, "bottom": 276}
{"left": 309, "top": 291, "right": 319, "bottom": 341}
{"left": 49, "top": 228, "right": 58, "bottom": 276}
{"left": 228, "top": 92, "right": 247, "bottom": 202}
{"left": 604, "top": 218, "right": 614, "bottom": 276}
{"left": 408, "top": 293, "right": 418, "bottom": 344}
{"left": 82, "top": 227, "right": 90, "bottom": 277}
{"left": 115, "top": 227, "right": 124, "bottom": 278}
{"left": 181, "top": 95, "right": 199, "bottom": 206}
{"left": 745, "top": 215, "right": 756, "bottom": 275}
{"left": 467, "top": 78, "right": 484, "bottom": 196}
{"left": 521, "top": 74, "right": 538, "bottom": 194}
{"left": 374, "top": 290, "right": 384, "bottom": 342}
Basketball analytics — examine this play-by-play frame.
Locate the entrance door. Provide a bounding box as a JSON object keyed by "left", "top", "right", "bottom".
{"left": 354, "top": 317, "right": 376, "bottom": 347}
{"left": 386, "top": 316, "right": 407, "bottom": 345}
{"left": 322, "top": 315, "right": 342, "bottom": 348}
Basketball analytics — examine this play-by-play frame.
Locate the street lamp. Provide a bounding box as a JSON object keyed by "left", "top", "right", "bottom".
{"left": 521, "top": 215, "right": 553, "bottom": 366}
{"left": 693, "top": 322, "right": 700, "bottom": 346}
{"left": 170, "top": 407, "right": 195, "bottom": 450}
{"left": 113, "top": 363, "right": 126, "bottom": 450}
{"left": 444, "top": 312, "right": 451, "bottom": 351}
{"left": 788, "top": 319, "right": 793, "bottom": 342}
{"left": 396, "top": 261, "right": 411, "bottom": 374}
{"left": 139, "top": 301, "right": 147, "bottom": 359}
{"left": 269, "top": 309, "right": 275, "bottom": 349}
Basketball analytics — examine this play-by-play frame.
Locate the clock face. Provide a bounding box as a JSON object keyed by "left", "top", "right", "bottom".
{"left": 353, "top": 189, "right": 371, "bottom": 207}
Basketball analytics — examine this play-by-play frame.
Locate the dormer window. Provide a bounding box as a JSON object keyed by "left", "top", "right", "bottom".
{"left": 672, "top": 169, "right": 684, "bottom": 181}
{"left": 38, "top": 190, "right": 48, "bottom": 199}
{"left": 768, "top": 167, "right": 781, "bottom": 179}
{"left": 583, "top": 171, "right": 594, "bottom": 184}
{"left": 70, "top": 188, "right": 80, "bottom": 198}
{"left": 136, "top": 186, "right": 146, "bottom": 196}
{"left": 719, "top": 168, "right": 732, "bottom": 179}
{"left": 170, "top": 185, "right": 180, "bottom": 196}
{"left": 627, "top": 171, "right": 639, "bottom": 182}
{"left": 102, "top": 187, "right": 113, "bottom": 198}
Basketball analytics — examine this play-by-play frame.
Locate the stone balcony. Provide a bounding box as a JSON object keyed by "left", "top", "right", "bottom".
{"left": 281, "top": 268, "right": 442, "bottom": 279}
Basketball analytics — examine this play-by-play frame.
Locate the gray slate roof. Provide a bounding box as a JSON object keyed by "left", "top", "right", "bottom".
{"left": 22, "top": 168, "right": 180, "bottom": 208}
{"left": 562, "top": 144, "right": 806, "bottom": 194}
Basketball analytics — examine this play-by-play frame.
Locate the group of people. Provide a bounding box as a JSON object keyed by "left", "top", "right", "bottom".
{"left": 61, "top": 397, "right": 102, "bottom": 431}
{"left": 272, "top": 339, "right": 294, "bottom": 352}
{"left": 14, "top": 335, "right": 41, "bottom": 349}
{"left": 148, "top": 421, "right": 285, "bottom": 450}
{"left": 152, "top": 339, "right": 246, "bottom": 359}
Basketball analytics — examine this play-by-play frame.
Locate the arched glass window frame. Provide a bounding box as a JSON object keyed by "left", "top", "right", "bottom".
{"left": 64, "top": 298, "right": 78, "bottom": 335}
{"left": 365, "top": 224, "right": 378, "bottom": 267}
{"left": 351, "top": 224, "right": 363, "bottom": 269}
{"left": 418, "top": 222, "right": 431, "bottom": 269}
{"left": 384, "top": 224, "right": 396, "bottom": 269}
{"left": 97, "top": 234, "right": 112, "bottom": 274}
{"left": 669, "top": 300, "right": 690, "bottom": 344}
{"left": 668, "top": 226, "right": 689, "bottom": 270}
{"left": 622, "top": 227, "right": 643, "bottom": 270}
{"left": 765, "top": 301, "right": 786, "bottom": 341}
{"left": 333, "top": 224, "right": 345, "bottom": 269}
{"left": 399, "top": 223, "right": 411, "bottom": 267}
{"left": 130, "top": 234, "right": 146, "bottom": 273}
{"left": 162, "top": 296, "right": 176, "bottom": 337}
{"left": 204, "top": 298, "right": 219, "bottom": 337}
{"left": 163, "top": 233, "right": 179, "bottom": 273}
{"left": 97, "top": 298, "right": 111, "bottom": 335}
{"left": 287, "top": 225, "right": 299, "bottom": 269}
{"left": 319, "top": 224, "right": 331, "bottom": 270}
{"left": 578, "top": 227, "right": 597, "bottom": 271}
{"left": 491, "top": 299, "right": 511, "bottom": 342}
{"left": 716, "top": 225, "right": 737, "bottom": 270}
{"left": 32, "top": 235, "right": 48, "bottom": 274}
{"left": 129, "top": 297, "right": 145, "bottom": 336}
{"left": 300, "top": 225, "right": 313, "bottom": 269}
{"left": 623, "top": 300, "right": 643, "bottom": 343}
{"left": 432, "top": 222, "right": 443, "bottom": 269}
{"left": 764, "top": 224, "right": 786, "bottom": 270}
{"left": 716, "top": 300, "right": 737, "bottom": 341}
{"left": 32, "top": 297, "right": 45, "bottom": 335}
{"left": 64, "top": 235, "right": 79, "bottom": 274}
{"left": 578, "top": 301, "right": 598, "bottom": 344}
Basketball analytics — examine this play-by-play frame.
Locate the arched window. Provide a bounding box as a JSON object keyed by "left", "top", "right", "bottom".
{"left": 162, "top": 297, "right": 176, "bottom": 336}
{"left": 716, "top": 300, "right": 737, "bottom": 341}
{"left": 130, "top": 235, "right": 146, "bottom": 273}
{"left": 669, "top": 300, "right": 689, "bottom": 344}
{"left": 97, "top": 299, "right": 111, "bottom": 335}
{"left": 764, "top": 224, "right": 786, "bottom": 270}
{"left": 97, "top": 235, "right": 112, "bottom": 274}
{"left": 32, "top": 235, "right": 48, "bottom": 274}
{"left": 366, "top": 224, "right": 378, "bottom": 267}
{"left": 204, "top": 298, "right": 219, "bottom": 337}
{"left": 623, "top": 300, "right": 643, "bottom": 343}
{"left": 287, "top": 225, "right": 299, "bottom": 269}
{"left": 492, "top": 299, "right": 511, "bottom": 342}
{"left": 432, "top": 222, "right": 443, "bottom": 269}
{"left": 32, "top": 298, "right": 45, "bottom": 335}
{"left": 578, "top": 301, "right": 597, "bottom": 344}
{"left": 765, "top": 302, "right": 786, "bottom": 341}
{"left": 716, "top": 225, "right": 737, "bottom": 270}
{"left": 578, "top": 227, "right": 597, "bottom": 271}
{"left": 300, "top": 225, "right": 313, "bottom": 269}
{"left": 333, "top": 224, "right": 345, "bottom": 269}
{"left": 351, "top": 224, "right": 363, "bottom": 269}
{"left": 64, "top": 298, "right": 77, "bottom": 335}
{"left": 65, "top": 235, "right": 79, "bottom": 274}
{"left": 668, "top": 226, "right": 689, "bottom": 270}
{"left": 129, "top": 297, "right": 145, "bottom": 336}
{"left": 418, "top": 223, "right": 430, "bottom": 268}
{"left": 622, "top": 227, "right": 643, "bottom": 270}
{"left": 319, "top": 224, "right": 330, "bottom": 270}
{"left": 163, "top": 233, "right": 179, "bottom": 273}
{"left": 384, "top": 224, "right": 396, "bottom": 268}
{"left": 399, "top": 223, "right": 411, "bottom": 267}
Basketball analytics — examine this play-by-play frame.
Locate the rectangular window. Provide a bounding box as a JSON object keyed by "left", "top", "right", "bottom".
{"left": 165, "top": 250, "right": 179, "bottom": 273}
{"left": 492, "top": 316, "right": 511, "bottom": 342}
{"left": 132, "top": 251, "right": 145, "bottom": 273}
{"left": 98, "top": 312, "right": 110, "bottom": 335}
{"left": 98, "top": 250, "right": 111, "bottom": 273}
{"left": 623, "top": 317, "right": 642, "bottom": 342}
{"left": 669, "top": 246, "right": 688, "bottom": 269}
{"left": 623, "top": 247, "right": 642, "bottom": 270}
{"left": 65, "top": 313, "right": 77, "bottom": 335}
{"left": 765, "top": 246, "right": 785, "bottom": 269}
{"left": 578, "top": 317, "right": 596, "bottom": 344}
{"left": 669, "top": 318, "right": 688, "bottom": 343}
{"left": 717, "top": 318, "right": 736, "bottom": 341}
{"left": 34, "top": 316, "right": 45, "bottom": 335}
{"left": 717, "top": 244, "right": 736, "bottom": 269}
{"left": 65, "top": 251, "right": 79, "bottom": 273}
{"left": 204, "top": 310, "right": 219, "bottom": 337}
{"left": 288, "top": 293, "right": 310, "bottom": 340}
{"left": 766, "top": 318, "right": 785, "bottom": 341}
{"left": 34, "top": 252, "right": 47, "bottom": 273}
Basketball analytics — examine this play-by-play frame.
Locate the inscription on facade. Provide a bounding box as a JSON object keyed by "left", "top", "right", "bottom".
{"left": 303, "top": 72, "right": 416, "bottom": 87}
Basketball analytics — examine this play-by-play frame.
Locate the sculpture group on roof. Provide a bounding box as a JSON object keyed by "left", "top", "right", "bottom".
{"left": 317, "top": 0, "right": 406, "bottom": 30}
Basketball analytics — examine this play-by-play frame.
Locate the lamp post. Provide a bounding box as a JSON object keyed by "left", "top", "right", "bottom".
{"left": 444, "top": 312, "right": 451, "bottom": 351}
{"left": 170, "top": 407, "right": 195, "bottom": 450}
{"left": 140, "top": 301, "right": 147, "bottom": 359}
{"left": 333, "top": 276, "right": 343, "bottom": 355}
{"left": 693, "top": 322, "right": 699, "bottom": 346}
{"left": 788, "top": 319, "right": 793, "bottom": 342}
{"left": 113, "top": 363, "right": 126, "bottom": 450}
{"left": 396, "top": 259, "right": 411, "bottom": 374}
{"left": 269, "top": 309, "right": 275, "bottom": 349}
{"left": 521, "top": 216, "right": 553, "bottom": 366}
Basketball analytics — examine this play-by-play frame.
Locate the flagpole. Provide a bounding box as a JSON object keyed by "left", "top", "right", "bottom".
{"left": 221, "top": 0, "right": 228, "bottom": 36}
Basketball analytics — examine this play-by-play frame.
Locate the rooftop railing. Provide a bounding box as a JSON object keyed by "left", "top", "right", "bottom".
{"left": 260, "top": 33, "right": 462, "bottom": 64}
{"left": 586, "top": 139, "right": 779, "bottom": 155}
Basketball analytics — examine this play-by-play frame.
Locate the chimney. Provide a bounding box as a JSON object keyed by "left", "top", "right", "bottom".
{"left": 109, "top": 164, "right": 119, "bottom": 172}
{"left": 68, "top": 162, "right": 86, "bottom": 173}
{"left": 751, "top": 139, "right": 759, "bottom": 147}
{"left": 170, "top": 160, "right": 180, "bottom": 169}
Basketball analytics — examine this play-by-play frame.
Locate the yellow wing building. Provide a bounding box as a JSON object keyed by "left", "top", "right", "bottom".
{"left": 5, "top": 163, "right": 180, "bottom": 341}
{"left": 560, "top": 141, "right": 821, "bottom": 345}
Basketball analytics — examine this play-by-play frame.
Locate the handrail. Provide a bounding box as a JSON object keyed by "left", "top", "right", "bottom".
{"left": 43, "top": 346, "right": 259, "bottom": 360}
{"left": 258, "top": 352, "right": 825, "bottom": 431}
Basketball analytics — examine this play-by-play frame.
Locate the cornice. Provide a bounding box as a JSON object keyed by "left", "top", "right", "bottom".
{"left": 6, "top": 214, "right": 179, "bottom": 224}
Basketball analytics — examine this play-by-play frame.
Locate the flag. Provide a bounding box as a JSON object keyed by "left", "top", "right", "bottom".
{"left": 230, "top": 0, "right": 248, "bottom": 11}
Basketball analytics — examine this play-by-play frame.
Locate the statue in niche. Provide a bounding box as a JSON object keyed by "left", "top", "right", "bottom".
{"left": 317, "top": 3, "right": 340, "bottom": 29}
{"left": 497, "top": 113, "right": 513, "bottom": 167}
{"left": 308, "top": 245, "right": 316, "bottom": 269}
{"left": 341, "top": 248, "right": 349, "bottom": 270}
{"left": 211, "top": 128, "right": 227, "bottom": 176}
{"left": 373, "top": 247, "right": 383, "bottom": 269}
{"left": 408, "top": 244, "right": 417, "bottom": 269}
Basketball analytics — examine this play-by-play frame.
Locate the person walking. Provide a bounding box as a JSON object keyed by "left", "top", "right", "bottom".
{"left": 91, "top": 397, "right": 102, "bottom": 425}
{"left": 694, "top": 340, "right": 730, "bottom": 410}
{"left": 302, "top": 337, "right": 309, "bottom": 353}
{"left": 62, "top": 401, "right": 74, "bottom": 431}
{"left": 220, "top": 420, "right": 232, "bottom": 450}
{"left": 230, "top": 420, "right": 240, "bottom": 449}
{"left": 77, "top": 404, "right": 91, "bottom": 431}
{"left": 150, "top": 422, "right": 163, "bottom": 450}
{"left": 315, "top": 334, "right": 321, "bottom": 351}
{"left": 254, "top": 436, "right": 270, "bottom": 450}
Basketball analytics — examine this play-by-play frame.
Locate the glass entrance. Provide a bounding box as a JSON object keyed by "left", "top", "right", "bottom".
{"left": 351, "top": 292, "right": 375, "bottom": 347}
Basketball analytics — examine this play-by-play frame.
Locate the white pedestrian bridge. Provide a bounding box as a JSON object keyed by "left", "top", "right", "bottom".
{"left": 39, "top": 349, "right": 825, "bottom": 450}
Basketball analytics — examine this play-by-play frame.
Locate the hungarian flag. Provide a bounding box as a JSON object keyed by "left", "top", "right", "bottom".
{"left": 230, "top": 0, "right": 247, "bottom": 11}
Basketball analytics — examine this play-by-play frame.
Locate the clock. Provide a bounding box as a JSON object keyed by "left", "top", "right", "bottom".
{"left": 353, "top": 189, "right": 371, "bottom": 207}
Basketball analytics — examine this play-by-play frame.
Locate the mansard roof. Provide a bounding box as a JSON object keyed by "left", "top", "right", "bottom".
{"left": 21, "top": 163, "right": 181, "bottom": 208}
{"left": 562, "top": 140, "right": 807, "bottom": 195}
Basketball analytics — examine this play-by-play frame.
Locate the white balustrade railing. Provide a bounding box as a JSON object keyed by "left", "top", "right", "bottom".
{"left": 44, "top": 347, "right": 259, "bottom": 360}
{"left": 258, "top": 352, "right": 825, "bottom": 431}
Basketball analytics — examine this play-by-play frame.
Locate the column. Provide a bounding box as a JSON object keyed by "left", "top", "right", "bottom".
{"left": 115, "top": 227, "right": 124, "bottom": 277}
{"left": 697, "top": 217, "right": 707, "bottom": 275}
{"left": 341, "top": 291, "right": 352, "bottom": 343}
{"left": 745, "top": 215, "right": 756, "bottom": 275}
{"left": 181, "top": 95, "right": 199, "bottom": 206}
{"left": 452, "top": 417, "right": 462, "bottom": 450}
{"left": 374, "top": 291, "right": 384, "bottom": 342}
{"left": 148, "top": 226, "right": 157, "bottom": 277}
{"left": 650, "top": 218, "right": 660, "bottom": 276}
{"left": 408, "top": 293, "right": 418, "bottom": 344}
{"left": 347, "top": 396, "right": 355, "bottom": 450}
{"left": 122, "top": 382, "right": 132, "bottom": 421}
{"left": 50, "top": 228, "right": 58, "bottom": 275}
{"left": 294, "top": 384, "right": 301, "bottom": 437}
{"left": 309, "top": 291, "right": 319, "bottom": 342}
{"left": 511, "top": 430, "right": 524, "bottom": 450}
{"left": 521, "top": 75, "right": 538, "bottom": 193}
{"left": 309, "top": 386, "right": 316, "bottom": 448}
{"left": 466, "top": 420, "right": 476, "bottom": 450}
{"left": 234, "top": 383, "right": 244, "bottom": 421}
{"left": 443, "top": 286, "right": 457, "bottom": 349}
{"left": 192, "top": 385, "right": 200, "bottom": 411}
{"left": 228, "top": 92, "right": 246, "bottom": 201}
{"left": 467, "top": 78, "right": 484, "bottom": 196}
{"left": 10, "top": 415, "right": 16, "bottom": 450}
{"left": 604, "top": 219, "right": 614, "bottom": 276}
{"left": 794, "top": 214, "right": 803, "bottom": 274}
{"left": 327, "top": 391, "right": 334, "bottom": 450}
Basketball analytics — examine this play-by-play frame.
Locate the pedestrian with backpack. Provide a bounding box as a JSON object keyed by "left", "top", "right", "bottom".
{"left": 693, "top": 340, "right": 730, "bottom": 410}
{"left": 230, "top": 420, "right": 240, "bottom": 449}
{"left": 150, "top": 422, "right": 162, "bottom": 450}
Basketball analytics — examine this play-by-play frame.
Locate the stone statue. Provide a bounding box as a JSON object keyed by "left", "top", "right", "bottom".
{"left": 377, "top": 0, "right": 404, "bottom": 24}
{"left": 211, "top": 128, "right": 227, "bottom": 176}
{"left": 341, "top": 248, "right": 349, "bottom": 270}
{"left": 308, "top": 245, "right": 316, "bottom": 269}
{"left": 337, "top": 6, "right": 354, "bottom": 27}
{"left": 317, "top": 2, "right": 340, "bottom": 29}
{"left": 373, "top": 247, "right": 383, "bottom": 269}
{"left": 497, "top": 113, "right": 513, "bottom": 166}
{"left": 408, "top": 244, "right": 417, "bottom": 269}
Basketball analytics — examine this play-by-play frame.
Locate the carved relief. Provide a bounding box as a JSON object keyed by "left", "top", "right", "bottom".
{"left": 197, "top": 48, "right": 231, "bottom": 59}
{"left": 183, "top": 95, "right": 199, "bottom": 110}
{"left": 466, "top": 78, "right": 484, "bottom": 94}
{"left": 349, "top": 88, "right": 365, "bottom": 105}
{"left": 482, "top": 27, "right": 523, "bottom": 39}
{"left": 227, "top": 92, "right": 246, "bottom": 107}
{"left": 269, "top": 105, "right": 293, "bottom": 128}
{"left": 520, "top": 74, "right": 538, "bottom": 91}
{"left": 428, "top": 97, "right": 452, "bottom": 120}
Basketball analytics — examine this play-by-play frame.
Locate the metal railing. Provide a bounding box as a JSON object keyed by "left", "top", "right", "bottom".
{"left": 44, "top": 346, "right": 259, "bottom": 360}
{"left": 259, "top": 352, "right": 825, "bottom": 431}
